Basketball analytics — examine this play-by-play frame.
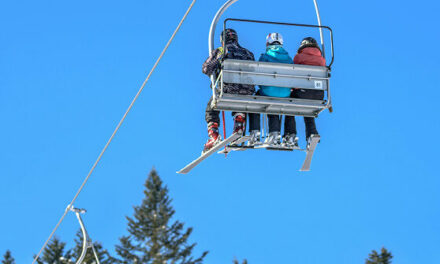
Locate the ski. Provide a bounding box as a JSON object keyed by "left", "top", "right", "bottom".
{"left": 218, "top": 135, "right": 251, "bottom": 154}
{"left": 177, "top": 133, "right": 242, "bottom": 174}
{"left": 300, "top": 134, "right": 320, "bottom": 171}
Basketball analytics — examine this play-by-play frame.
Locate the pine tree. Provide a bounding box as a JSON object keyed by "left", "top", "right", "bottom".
{"left": 115, "top": 168, "right": 208, "bottom": 264}
{"left": 233, "top": 258, "right": 247, "bottom": 264}
{"left": 366, "top": 247, "right": 393, "bottom": 264}
{"left": 34, "top": 237, "right": 72, "bottom": 264}
{"left": 71, "top": 230, "right": 115, "bottom": 264}
{"left": 2, "top": 250, "right": 15, "bottom": 264}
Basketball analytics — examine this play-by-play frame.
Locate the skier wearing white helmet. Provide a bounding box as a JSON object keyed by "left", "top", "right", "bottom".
{"left": 248, "top": 33, "right": 298, "bottom": 148}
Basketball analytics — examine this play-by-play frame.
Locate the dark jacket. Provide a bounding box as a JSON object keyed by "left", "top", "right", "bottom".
{"left": 202, "top": 41, "right": 255, "bottom": 95}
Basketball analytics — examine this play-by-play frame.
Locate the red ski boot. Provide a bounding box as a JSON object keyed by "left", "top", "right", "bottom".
{"left": 203, "top": 122, "right": 221, "bottom": 153}
{"left": 233, "top": 113, "right": 246, "bottom": 134}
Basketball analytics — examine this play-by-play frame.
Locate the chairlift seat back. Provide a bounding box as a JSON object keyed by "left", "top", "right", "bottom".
{"left": 211, "top": 59, "right": 331, "bottom": 117}
{"left": 222, "top": 59, "right": 329, "bottom": 91}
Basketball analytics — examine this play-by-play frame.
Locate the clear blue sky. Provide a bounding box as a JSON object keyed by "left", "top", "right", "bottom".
{"left": 1, "top": 0, "right": 439, "bottom": 263}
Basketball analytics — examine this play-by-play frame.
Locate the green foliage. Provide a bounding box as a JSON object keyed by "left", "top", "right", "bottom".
{"left": 115, "top": 168, "right": 208, "bottom": 264}
{"left": 71, "top": 230, "right": 115, "bottom": 264}
{"left": 34, "top": 237, "right": 72, "bottom": 264}
{"left": 2, "top": 250, "right": 15, "bottom": 264}
{"left": 233, "top": 258, "right": 248, "bottom": 264}
{"left": 366, "top": 247, "right": 393, "bottom": 264}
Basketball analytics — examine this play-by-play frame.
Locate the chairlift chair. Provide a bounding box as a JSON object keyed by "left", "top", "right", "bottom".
{"left": 177, "top": 0, "right": 334, "bottom": 174}
{"left": 210, "top": 17, "right": 334, "bottom": 118}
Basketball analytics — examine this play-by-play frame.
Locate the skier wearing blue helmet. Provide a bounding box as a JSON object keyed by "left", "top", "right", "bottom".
{"left": 248, "top": 33, "right": 298, "bottom": 148}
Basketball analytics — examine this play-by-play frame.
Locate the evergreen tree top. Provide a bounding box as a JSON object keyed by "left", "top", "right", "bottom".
{"left": 2, "top": 250, "right": 15, "bottom": 264}
{"left": 366, "top": 247, "right": 393, "bottom": 264}
{"left": 34, "top": 236, "right": 72, "bottom": 264}
{"left": 115, "top": 168, "right": 208, "bottom": 264}
{"left": 233, "top": 258, "right": 248, "bottom": 264}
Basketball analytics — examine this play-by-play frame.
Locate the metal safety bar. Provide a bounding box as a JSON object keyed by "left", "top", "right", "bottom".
{"left": 208, "top": 0, "right": 328, "bottom": 54}
{"left": 223, "top": 18, "right": 334, "bottom": 68}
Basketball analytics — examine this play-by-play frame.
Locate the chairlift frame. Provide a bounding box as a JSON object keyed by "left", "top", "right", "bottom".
{"left": 178, "top": 0, "right": 334, "bottom": 174}
{"left": 208, "top": 0, "right": 335, "bottom": 118}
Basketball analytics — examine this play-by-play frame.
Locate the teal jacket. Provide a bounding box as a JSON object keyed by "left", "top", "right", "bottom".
{"left": 258, "top": 45, "right": 293, "bottom": 98}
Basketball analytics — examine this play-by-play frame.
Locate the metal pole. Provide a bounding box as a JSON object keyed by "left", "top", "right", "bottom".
{"left": 91, "top": 243, "right": 102, "bottom": 264}
{"left": 71, "top": 208, "right": 88, "bottom": 264}
{"left": 71, "top": 207, "right": 102, "bottom": 264}
{"left": 313, "top": 0, "right": 326, "bottom": 59}
{"left": 208, "top": 0, "right": 239, "bottom": 86}
{"left": 208, "top": 0, "right": 239, "bottom": 54}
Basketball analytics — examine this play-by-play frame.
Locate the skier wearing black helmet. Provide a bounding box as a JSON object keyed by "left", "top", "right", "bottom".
{"left": 290, "top": 37, "right": 326, "bottom": 142}
{"left": 201, "top": 28, "right": 255, "bottom": 153}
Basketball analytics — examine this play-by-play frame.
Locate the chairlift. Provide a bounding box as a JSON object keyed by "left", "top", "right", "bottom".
{"left": 178, "top": 0, "right": 334, "bottom": 174}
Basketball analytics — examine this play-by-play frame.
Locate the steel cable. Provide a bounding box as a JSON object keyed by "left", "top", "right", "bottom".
{"left": 32, "top": 1, "right": 197, "bottom": 262}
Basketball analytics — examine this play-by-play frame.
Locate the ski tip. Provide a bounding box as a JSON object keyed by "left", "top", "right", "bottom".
{"left": 176, "top": 170, "right": 187, "bottom": 175}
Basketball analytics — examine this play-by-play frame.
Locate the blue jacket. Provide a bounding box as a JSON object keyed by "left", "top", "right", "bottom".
{"left": 258, "top": 45, "right": 293, "bottom": 98}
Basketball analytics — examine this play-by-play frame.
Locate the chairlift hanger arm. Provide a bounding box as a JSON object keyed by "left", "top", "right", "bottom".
{"left": 71, "top": 207, "right": 101, "bottom": 264}
{"left": 312, "top": 0, "right": 325, "bottom": 58}
{"left": 74, "top": 211, "right": 88, "bottom": 264}
{"left": 209, "top": 0, "right": 239, "bottom": 53}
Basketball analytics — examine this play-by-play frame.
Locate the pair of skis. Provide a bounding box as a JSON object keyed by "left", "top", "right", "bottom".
{"left": 177, "top": 134, "right": 320, "bottom": 174}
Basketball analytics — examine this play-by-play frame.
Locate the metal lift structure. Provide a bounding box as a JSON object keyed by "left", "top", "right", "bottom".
{"left": 69, "top": 206, "right": 101, "bottom": 264}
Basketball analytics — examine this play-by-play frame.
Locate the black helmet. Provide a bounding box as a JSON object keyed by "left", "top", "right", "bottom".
{"left": 220, "top": 28, "right": 238, "bottom": 44}
{"left": 298, "top": 37, "right": 320, "bottom": 52}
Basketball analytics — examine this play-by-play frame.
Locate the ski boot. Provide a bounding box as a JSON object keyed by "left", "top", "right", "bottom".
{"left": 203, "top": 122, "right": 221, "bottom": 153}
{"left": 233, "top": 113, "right": 246, "bottom": 135}
{"left": 247, "top": 130, "right": 262, "bottom": 147}
{"left": 263, "top": 131, "right": 281, "bottom": 147}
{"left": 282, "top": 133, "right": 299, "bottom": 149}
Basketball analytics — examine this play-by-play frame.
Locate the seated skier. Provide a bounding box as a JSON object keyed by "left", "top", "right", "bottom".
{"left": 290, "top": 37, "right": 326, "bottom": 143}
{"left": 202, "top": 28, "right": 255, "bottom": 153}
{"left": 248, "top": 33, "right": 298, "bottom": 148}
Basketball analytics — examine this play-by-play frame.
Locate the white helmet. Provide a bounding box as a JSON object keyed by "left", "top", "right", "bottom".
{"left": 266, "top": 33, "right": 284, "bottom": 46}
